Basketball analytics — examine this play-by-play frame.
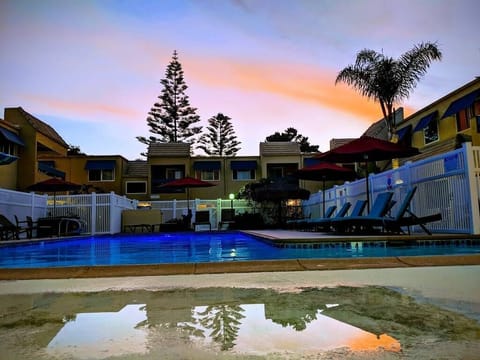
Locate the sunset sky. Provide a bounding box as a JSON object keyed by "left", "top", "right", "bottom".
{"left": 1, "top": 0, "right": 478, "bottom": 160}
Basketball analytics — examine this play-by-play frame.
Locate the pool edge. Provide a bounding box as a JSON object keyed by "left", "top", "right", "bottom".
{"left": 1, "top": 254, "right": 479, "bottom": 280}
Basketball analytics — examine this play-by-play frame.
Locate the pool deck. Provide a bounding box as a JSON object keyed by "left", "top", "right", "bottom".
{"left": 0, "top": 230, "right": 479, "bottom": 280}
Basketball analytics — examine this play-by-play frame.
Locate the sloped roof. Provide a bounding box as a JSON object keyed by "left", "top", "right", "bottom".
{"left": 260, "top": 142, "right": 301, "bottom": 155}
{"left": 14, "top": 107, "right": 68, "bottom": 147}
{"left": 148, "top": 142, "right": 191, "bottom": 157}
{"left": 125, "top": 160, "right": 148, "bottom": 177}
{"left": 362, "top": 118, "right": 388, "bottom": 140}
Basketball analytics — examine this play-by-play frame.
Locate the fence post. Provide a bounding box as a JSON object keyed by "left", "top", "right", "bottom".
{"left": 91, "top": 192, "right": 97, "bottom": 235}
{"left": 109, "top": 191, "right": 116, "bottom": 234}
{"left": 463, "top": 142, "right": 480, "bottom": 234}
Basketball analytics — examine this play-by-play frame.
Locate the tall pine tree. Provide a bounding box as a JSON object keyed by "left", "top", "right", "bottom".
{"left": 137, "top": 50, "right": 202, "bottom": 155}
{"left": 197, "top": 113, "right": 241, "bottom": 156}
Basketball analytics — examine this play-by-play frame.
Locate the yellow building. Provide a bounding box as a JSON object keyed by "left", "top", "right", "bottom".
{"left": 397, "top": 77, "right": 480, "bottom": 160}
{"left": 0, "top": 118, "right": 24, "bottom": 189}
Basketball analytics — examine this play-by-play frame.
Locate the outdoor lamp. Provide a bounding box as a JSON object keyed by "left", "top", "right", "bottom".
{"left": 229, "top": 193, "right": 235, "bottom": 209}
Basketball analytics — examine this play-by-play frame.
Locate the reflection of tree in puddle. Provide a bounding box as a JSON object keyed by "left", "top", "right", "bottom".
{"left": 193, "top": 304, "right": 245, "bottom": 350}
{"left": 0, "top": 286, "right": 479, "bottom": 358}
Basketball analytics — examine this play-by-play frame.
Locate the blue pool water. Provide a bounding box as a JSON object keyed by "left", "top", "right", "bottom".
{"left": 0, "top": 232, "right": 479, "bottom": 269}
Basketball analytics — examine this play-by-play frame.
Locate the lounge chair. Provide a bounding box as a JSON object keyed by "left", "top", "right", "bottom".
{"left": 301, "top": 205, "right": 337, "bottom": 231}
{"left": 0, "top": 214, "right": 20, "bottom": 240}
{"left": 15, "top": 215, "right": 37, "bottom": 239}
{"left": 308, "top": 202, "right": 352, "bottom": 232}
{"left": 193, "top": 210, "right": 211, "bottom": 231}
{"left": 380, "top": 187, "right": 442, "bottom": 235}
{"left": 331, "top": 192, "right": 394, "bottom": 233}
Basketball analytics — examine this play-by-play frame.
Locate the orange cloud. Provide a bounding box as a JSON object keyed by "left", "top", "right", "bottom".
{"left": 23, "top": 93, "right": 142, "bottom": 123}
{"left": 185, "top": 56, "right": 384, "bottom": 124}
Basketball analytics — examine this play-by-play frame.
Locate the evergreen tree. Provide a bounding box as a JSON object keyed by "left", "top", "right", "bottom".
{"left": 197, "top": 113, "right": 241, "bottom": 156}
{"left": 265, "top": 127, "right": 319, "bottom": 152}
{"left": 137, "top": 50, "right": 202, "bottom": 155}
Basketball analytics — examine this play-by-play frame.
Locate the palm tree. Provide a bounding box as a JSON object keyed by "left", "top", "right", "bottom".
{"left": 336, "top": 42, "right": 442, "bottom": 139}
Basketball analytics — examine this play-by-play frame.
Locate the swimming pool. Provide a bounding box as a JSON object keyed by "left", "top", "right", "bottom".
{"left": 1, "top": 232, "right": 479, "bottom": 269}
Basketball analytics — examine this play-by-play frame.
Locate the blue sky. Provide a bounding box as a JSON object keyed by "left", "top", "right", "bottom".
{"left": 1, "top": 0, "right": 478, "bottom": 160}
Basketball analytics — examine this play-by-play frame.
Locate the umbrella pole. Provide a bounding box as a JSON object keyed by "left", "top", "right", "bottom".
{"left": 53, "top": 191, "right": 57, "bottom": 217}
{"left": 365, "top": 160, "right": 370, "bottom": 213}
{"left": 322, "top": 178, "right": 326, "bottom": 217}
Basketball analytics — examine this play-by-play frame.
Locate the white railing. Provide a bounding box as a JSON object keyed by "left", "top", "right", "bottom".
{"left": 150, "top": 198, "right": 253, "bottom": 229}
{"left": 0, "top": 190, "right": 137, "bottom": 235}
{"left": 302, "top": 143, "right": 480, "bottom": 234}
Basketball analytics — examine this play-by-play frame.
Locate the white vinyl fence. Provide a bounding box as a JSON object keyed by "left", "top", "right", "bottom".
{"left": 301, "top": 142, "right": 480, "bottom": 234}
{"left": 150, "top": 198, "right": 253, "bottom": 230}
{"left": 0, "top": 191, "right": 136, "bottom": 235}
{"left": 2, "top": 143, "right": 479, "bottom": 235}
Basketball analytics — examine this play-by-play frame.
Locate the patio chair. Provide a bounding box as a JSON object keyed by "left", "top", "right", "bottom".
{"left": 14, "top": 215, "right": 37, "bottom": 239}
{"left": 219, "top": 208, "right": 236, "bottom": 230}
{"left": 193, "top": 210, "right": 211, "bottom": 231}
{"left": 331, "top": 192, "right": 394, "bottom": 233}
{"left": 301, "top": 205, "right": 337, "bottom": 231}
{"left": 380, "top": 187, "right": 442, "bottom": 235}
{"left": 308, "top": 202, "right": 351, "bottom": 232}
{"left": 0, "top": 214, "right": 20, "bottom": 240}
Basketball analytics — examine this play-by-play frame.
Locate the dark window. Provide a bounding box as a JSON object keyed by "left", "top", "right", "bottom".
{"left": 88, "top": 168, "right": 114, "bottom": 182}
{"left": 424, "top": 118, "right": 439, "bottom": 144}
{"left": 126, "top": 182, "right": 147, "bottom": 194}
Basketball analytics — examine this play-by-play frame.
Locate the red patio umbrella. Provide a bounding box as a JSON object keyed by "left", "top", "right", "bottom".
{"left": 294, "top": 162, "right": 356, "bottom": 215}
{"left": 27, "top": 178, "right": 82, "bottom": 215}
{"left": 158, "top": 176, "right": 216, "bottom": 210}
{"left": 316, "top": 136, "right": 420, "bottom": 211}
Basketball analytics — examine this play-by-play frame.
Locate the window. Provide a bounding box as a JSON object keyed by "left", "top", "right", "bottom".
{"left": 197, "top": 169, "right": 220, "bottom": 181}
{"left": 233, "top": 169, "right": 255, "bottom": 181}
{"left": 0, "top": 142, "right": 15, "bottom": 155}
{"left": 166, "top": 168, "right": 183, "bottom": 179}
{"left": 456, "top": 108, "right": 471, "bottom": 131}
{"left": 88, "top": 168, "right": 114, "bottom": 182}
{"left": 424, "top": 118, "right": 439, "bottom": 144}
{"left": 126, "top": 181, "right": 147, "bottom": 194}
{"left": 268, "top": 166, "right": 284, "bottom": 179}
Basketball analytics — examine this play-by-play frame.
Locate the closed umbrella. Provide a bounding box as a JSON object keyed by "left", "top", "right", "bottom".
{"left": 294, "top": 162, "right": 356, "bottom": 215}
{"left": 316, "top": 136, "right": 419, "bottom": 211}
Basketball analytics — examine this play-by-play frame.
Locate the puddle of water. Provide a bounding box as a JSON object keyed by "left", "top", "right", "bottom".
{"left": 0, "top": 286, "right": 479, "bottom": 359}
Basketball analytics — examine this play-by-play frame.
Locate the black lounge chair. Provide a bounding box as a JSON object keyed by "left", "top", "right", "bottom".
{"left": 380, "top": 187, "right": 442, "bottom": 235}
{"left": 308, "top": 202, "right": 351, "bottom": 231}
{"left": 193, "top": 210, "right": 211, "bottom": 231}
{"left": 331, "top": 192, "right": 394, "bottom": 233}
{"left": 301, "top": 205, "right": 337, "bottom": 231}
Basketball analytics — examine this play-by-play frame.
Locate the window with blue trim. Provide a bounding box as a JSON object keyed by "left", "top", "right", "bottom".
{"left": 233, "top": 169, "right": 255, "bottom": 180}
{"left": 196, "top": 169, "right": 220, "bottom": 181}
{"left": 424, "top": 117, "right": 439, "bottom": 144}
{"left": 88, "top": 168, "right": 114, "bottom": 181}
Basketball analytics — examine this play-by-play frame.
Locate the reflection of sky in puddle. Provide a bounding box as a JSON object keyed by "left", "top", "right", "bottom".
{"left": 184, "top": 304, "right": 401, "bottom": 355}
{"left": 47, "top": 304, "right": 148, "bottom": 359}
{"left": 45, "top": 301, "right": 400, "bottom": 358}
